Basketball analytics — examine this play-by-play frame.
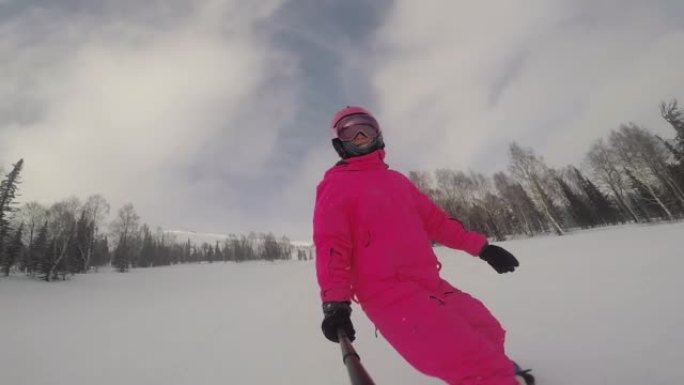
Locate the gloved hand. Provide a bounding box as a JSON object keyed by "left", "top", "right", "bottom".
{"left": 321, "top": 301, "right": 356, "bottom": 343}
{"left": 479, "top": 244, "right": 519, "bottom": 273}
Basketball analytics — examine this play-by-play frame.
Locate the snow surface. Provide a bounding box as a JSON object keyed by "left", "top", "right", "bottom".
{"left": 1, "top": 222, "right": 682, "bottom": 385}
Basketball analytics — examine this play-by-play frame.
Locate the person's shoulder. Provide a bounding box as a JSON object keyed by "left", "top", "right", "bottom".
{"left": 384, "top": 170, "right": 421, "bottom": 194}
{"left": 386, "top": 169, "right": 412, "bottom": 182}
{"left": 317, "top": 164, "right": 348, "bottom": 190}
{"left": 321, "top": 163, "right": 346, "bottom": 181}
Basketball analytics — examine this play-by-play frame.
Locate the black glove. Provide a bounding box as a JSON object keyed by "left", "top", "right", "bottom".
{"left": 321, "top": 301, "right": 355, "bottom": 343}
{"left": 479, "top": 244, "right": 519, "bottom": 274}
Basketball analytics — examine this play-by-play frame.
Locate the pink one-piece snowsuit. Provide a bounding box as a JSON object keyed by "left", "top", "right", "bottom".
{"left": 314, "top": 149, "right": 519, "bottom": 385}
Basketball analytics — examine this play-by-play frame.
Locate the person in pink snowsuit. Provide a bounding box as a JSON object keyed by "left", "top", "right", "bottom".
{"left": 314, "top": 106, "right": 530, "bottom": 385}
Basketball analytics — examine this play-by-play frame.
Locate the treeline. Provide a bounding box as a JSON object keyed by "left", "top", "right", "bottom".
{"left": 2, "top": 99, "right": 682, "bottom": 279}
{"left": 409, "top": 99, "right": 684, "bottom": 240}
{"left": 113, "top": 226, "right": 297, "bottom": 273}
{"left": 0, "top": 169, "right": 297, "bottom": 281}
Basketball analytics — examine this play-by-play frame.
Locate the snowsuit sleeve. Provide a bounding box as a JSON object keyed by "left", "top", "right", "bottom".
{"left": 408, "top": 179, "right": 488, "bottom": 256}
{"left": 313, "top": 180, "right": 353, "bottom": 302}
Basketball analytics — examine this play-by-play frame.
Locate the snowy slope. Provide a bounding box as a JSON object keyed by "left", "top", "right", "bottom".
{"left": 1, "top": 222, "right": 682, "bottom": 385}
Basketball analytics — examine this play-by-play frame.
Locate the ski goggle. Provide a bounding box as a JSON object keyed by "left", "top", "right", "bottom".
{"left": 335, "top": 114, "right": 380, "bottom": 142}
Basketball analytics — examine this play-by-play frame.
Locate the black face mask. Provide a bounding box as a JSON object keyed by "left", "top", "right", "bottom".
{"left": 332, "top": 135, "right": 385, "bottom": 159}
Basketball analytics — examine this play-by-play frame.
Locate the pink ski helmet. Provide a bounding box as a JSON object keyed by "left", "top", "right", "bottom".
{"left": 329, "top": 106, "right": 385, "bottom": 158}
{"left": 330, "top": 106, "right": 380, "bottom": 138}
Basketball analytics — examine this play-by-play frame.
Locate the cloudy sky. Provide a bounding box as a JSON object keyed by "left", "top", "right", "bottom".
{"left": 1, "top": 0, "right": 683, "bottom": 241}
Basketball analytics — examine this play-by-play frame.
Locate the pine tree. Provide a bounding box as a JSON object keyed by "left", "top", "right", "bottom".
{"left": 181, "top": 239, "right": 191, "bottom": 264}
{"left": 138, "top": 227, "right": 155, "bottom": 268}
{"left": 262, "top": 233, "right": 279, "bottom": 261}
{"left": 660, "top": 99, "right": 684, "bottom": 147}
{"left": 158, "top": 244, "right": 168, "bottom": 265}
{"left": 28, "top": 222, "right": 48, "bottom": 277}
{"left": 657, "top": 135, "right": 684, "bottom": 167}
{"left": 556, "top": 177, "right": 595, "bottom": 229}
{"left": 112, "top": 236, "right": 130, "bottom": 272}
{"left": 39, "top": 238, "right": 58, "bottom": 281}
{"left": 90, "top": 236, "right": 110, "bottom": 271}
{"left": 214, "top": 242, "right": 222, "bottom": 262}
{"left": 1, "top": 223, "right": 24, "bottom": 276}
{"left": 152, "top": 240, "right": 163, "bottom": 267}
{"left": 0, "top": 159, "right": 24, "bottom": 268}
{"left": 572, "top": 167, "right": 620, "bottom": 225}
{"left": 205, "top": 242, "right": 215, "bottom": 263}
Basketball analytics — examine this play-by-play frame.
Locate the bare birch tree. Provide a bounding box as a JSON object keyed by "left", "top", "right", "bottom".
{"left": 608, "top": 125, "right": 680, "bottom": 219}
{"left": 508, "top": 143, "right": 565, "bottom": 235}
{"left": 16, "top": 202, "right": 49, "bottom": 249}
{"left": 75, "top": 195, "right": 110, "bottom": 272}
{"left": 585, "top": 139, "right": 641, "bottom": 222}
{"left": 110, "top": 203, "right": 140, "bottom": 272}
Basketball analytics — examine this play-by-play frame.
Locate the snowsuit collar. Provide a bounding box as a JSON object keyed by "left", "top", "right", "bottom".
{"left": 329, "top": 149, "right": 388, "bottom": 173}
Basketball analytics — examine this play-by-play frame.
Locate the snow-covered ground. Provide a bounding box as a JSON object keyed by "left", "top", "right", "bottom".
{"left": 1, "top": 222, "right": 682, "bottom": 385}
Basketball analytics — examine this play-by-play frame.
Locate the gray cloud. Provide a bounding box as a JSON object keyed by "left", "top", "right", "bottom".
{"left": 3, "top": 1, "right": 683, "bottom": 241}
{"left": 365, "top": 1, "right": 684, "bottom": 174}
{"left": 1, "top": 0, "right": 303, "bottom": 235}
{"left": 0, "top": 0, "right": 391, "bottom": 241}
